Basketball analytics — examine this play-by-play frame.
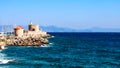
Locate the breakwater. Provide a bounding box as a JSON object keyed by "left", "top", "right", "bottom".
{"left": 0, "top": 34, "right": 51, "bottom": 46}
{"left": 0, "top": 22, "right": 51, "bottom": 47}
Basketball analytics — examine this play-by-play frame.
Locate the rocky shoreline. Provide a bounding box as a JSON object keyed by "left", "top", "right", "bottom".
{"left": 0, "top": 22, "right": 52, "bottom": 48}
{"left": 0, "top": 34, "right": 51, "bottom": 47}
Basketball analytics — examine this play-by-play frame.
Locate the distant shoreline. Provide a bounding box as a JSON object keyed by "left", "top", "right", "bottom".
{"left": 1, "top": 31, "right": 120, "bottom": 33}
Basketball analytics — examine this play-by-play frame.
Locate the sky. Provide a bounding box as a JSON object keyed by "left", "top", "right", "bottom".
{"left": 0, "top": 0, "right": 120, "bottom": 29}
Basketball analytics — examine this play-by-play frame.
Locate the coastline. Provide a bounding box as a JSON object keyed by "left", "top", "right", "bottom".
{"left": 0, "top": 22, "right": 51, "bottom": 48}
{"left": 0, "top": 34, "right": 51, "bottom": 46}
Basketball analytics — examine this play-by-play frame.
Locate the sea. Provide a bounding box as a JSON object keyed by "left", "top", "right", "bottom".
{"left": 0, "top": 32, "right": 120, "bottom": 68}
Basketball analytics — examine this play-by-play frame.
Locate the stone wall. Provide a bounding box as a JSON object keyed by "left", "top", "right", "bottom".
{"left": 7, "top": 37, "right": 49, "bottom": 46}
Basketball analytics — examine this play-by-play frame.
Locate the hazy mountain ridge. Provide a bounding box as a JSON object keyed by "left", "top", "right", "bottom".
{"left": 0, "top": 25, "right": 120, "bottom": 32}
{"left": 40, "top": 26, "right": 120, "bottom": 32}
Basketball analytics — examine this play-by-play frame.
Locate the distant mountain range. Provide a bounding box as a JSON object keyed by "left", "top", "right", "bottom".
{"left": 89, "top": 27, "right": 120, "bottom": 32}
{"left": 40, "top": 26, "right": 91, "bottom": 32}
{"left": 40, "top": 26, "right": 120, "bottom": 32}
{"left": 0, "top": 25, "right": 120, "bottom": 32}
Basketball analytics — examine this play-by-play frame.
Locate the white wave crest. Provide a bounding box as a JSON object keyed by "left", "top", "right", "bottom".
{"left": 40, "top": 44, "right": 51, "bottom": 47}
{"left": 0, "top": 59, "right": 15, "bottom": 64}
{"left": 51, "top": 36, "right": 55, "bottom": 38}
{"left": 49, "top": 43, "right": 53, "bottom": 45}
{"left": 0, "top": 52, "right": 15, "bottom": 64}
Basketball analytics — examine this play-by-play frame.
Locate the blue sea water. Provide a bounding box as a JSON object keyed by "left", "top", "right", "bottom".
{"left": 0, "top": 32, "right": 120, "bottom": 68}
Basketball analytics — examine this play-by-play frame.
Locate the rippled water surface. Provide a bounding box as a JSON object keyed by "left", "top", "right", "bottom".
{"left": 0, "top": 32, "right": 120, "bottom": 68}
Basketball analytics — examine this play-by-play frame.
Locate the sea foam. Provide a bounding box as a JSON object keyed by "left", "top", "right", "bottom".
{"left": 0, "top": 59, "right": 15, "bottom": 64}
{"left": 51, "top": 36, "right": 55, "bottom": 38}
{"left": 0, "top": 52, "right": 15, "bottom": 64}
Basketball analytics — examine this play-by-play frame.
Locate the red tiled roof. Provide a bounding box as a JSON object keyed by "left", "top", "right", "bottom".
{"left": 14, "top": 26, "right": 23, "bottom": 30}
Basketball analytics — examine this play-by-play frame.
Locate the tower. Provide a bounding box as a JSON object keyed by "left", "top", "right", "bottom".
{"left": 28, "top": 21, "right": 39, "bottom": 32}
{"left": 14, "top": 26, "right": 24, "bottom": 37}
